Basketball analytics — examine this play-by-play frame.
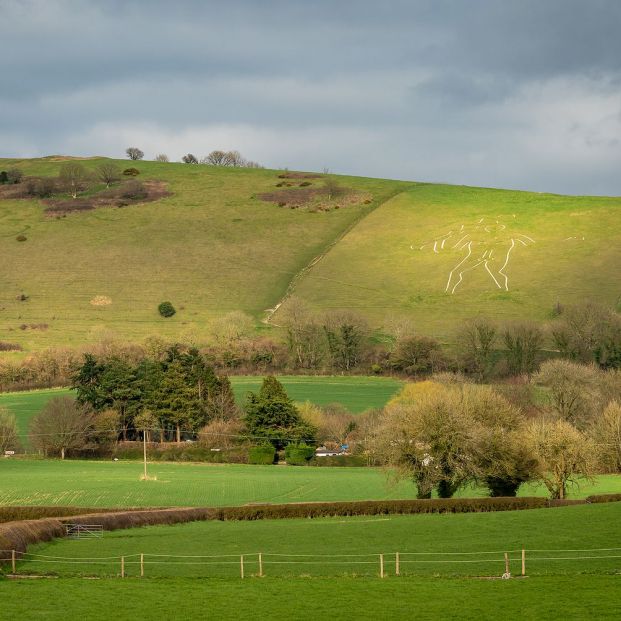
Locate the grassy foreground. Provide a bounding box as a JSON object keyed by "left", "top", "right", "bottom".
{"left": 1, "top": 576, "right": 618, "bottom": 621}
{"left": 18, "top": 503, "right": 621, "bottom": 578}
{"left": 0, "top": 459, "right": 620, "bottom": 507}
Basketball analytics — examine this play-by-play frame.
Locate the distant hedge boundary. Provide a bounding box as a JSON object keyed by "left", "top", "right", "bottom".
{"left": 0, "top": 506, "right": 121, "bottom": 524}
{"left": 1, "top": 495, "right": 619, "bottom": 565}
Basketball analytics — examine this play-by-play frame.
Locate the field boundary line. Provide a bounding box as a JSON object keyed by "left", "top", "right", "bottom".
{"left": 263, "top": 186, "right": 412, "bottom": 325}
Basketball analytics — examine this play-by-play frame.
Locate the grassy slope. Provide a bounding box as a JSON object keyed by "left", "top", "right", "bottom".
{"left": 0, "top": 375, "right": 403, "bottom": 441}
{"left": 0, "top": 459, "right": 619, "bottom": 507}
{"left": 17, "top": 503, "right": 621, "bottom": 578}
{"left": 277, "top": 184, "right": 621, "bottom": 338}
{"left": 0, "top": 156, "right": 406, "bottom": 351}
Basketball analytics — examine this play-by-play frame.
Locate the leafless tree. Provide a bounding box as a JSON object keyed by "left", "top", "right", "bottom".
{"left": 154, "top": 153, "right": 169, "bottom": 162}
{"left": 590, "top": 401, "right": 621, "bottom": 472}
{"left": 29, "top": 396, "right": 94, "bottom": 459}
{"left": 503, "top": 321, "right": 544, "bottom": 377}
{"left": 125, "top": 147, "right": 144, "bottom": 161}
{"left": 525, "top": 418, "right": 597, "bottom": 499}
{"left": 222, "top": 150, "right": 244, "bottom": 166}
{"left": 534, "top": 359, "right": 600, "bottom": 428}
{"left": 0, "top": 408, "right": 20, "bottom": 452}
{"left": 203, "top": 150, "right": 227, "bottom": 165}
{"left": 323, "top": 178, "right": 345, "bottom": 200}
{"left": 457, "top": 317, "right": 498, "bottom": 381}
{"left": 58, "top": 162, "right": 89, "bottom": 199}
{"left": 96, "top": 162, "right": 121, "bottom": 188}
{"left": 280, "top": 297, "right": 325, "bottom": 369}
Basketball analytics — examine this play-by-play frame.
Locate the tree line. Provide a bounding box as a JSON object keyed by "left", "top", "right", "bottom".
{"left": 1, "top": 356, "right": 619, "bottom": 499}
{"left": 126, "top": 147, "right": 262, "bottom": 168}
{"left": 2, "top": 301, "right": 620, "bottom": 393}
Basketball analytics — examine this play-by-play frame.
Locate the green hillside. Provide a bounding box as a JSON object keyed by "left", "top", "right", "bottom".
{"left": 276, "top": 184, "right": 621, "bottom": 338}
{"left": 0, "top": 157, "right": 406, "bottom": 351}
{"left": 2, "top": 157, "right": 620, "bottom": 352}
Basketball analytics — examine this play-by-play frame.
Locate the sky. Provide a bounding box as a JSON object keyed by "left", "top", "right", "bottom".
{"left": 1, "top": 0, "right": 621, "bottom": 195}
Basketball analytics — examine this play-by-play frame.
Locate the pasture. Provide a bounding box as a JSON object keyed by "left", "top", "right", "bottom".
{"left": 0, "top": 375, "right": 402, "bottom": 440}
{"left": 277, "top": 184, "right": 621, "bottom": 338}
{"left": 0, "top": 576, "right": 619, "bottom": 621}
{"left": 2, "top": 503, "right": 620, "bottom": 620}
{"left": 0, "top": 156, "right": 406, "bottom": 352}
{"left": 16, "top": 503, "right": 621, "bottom": 578}
{"left": 0, "top": 459, "right": 620, "bottom": 508}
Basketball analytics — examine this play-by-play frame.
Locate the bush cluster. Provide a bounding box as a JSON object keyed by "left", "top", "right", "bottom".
{"left": 113, "top": 442, "right": 248, "bottom": 464}
{"left": 211, "top": 497, "right": 552, "bottom": 521}
{"left": 284, "top": 443, "right": 315, "bottom": 465}
{"left": 158, "top": 301, "right": 176, "bottom": 318}
{"left": 248, "top": 444, "right": 276, "bottom": 464}
{"left": 0, "top": 506, "right": 115, "bottom": 524}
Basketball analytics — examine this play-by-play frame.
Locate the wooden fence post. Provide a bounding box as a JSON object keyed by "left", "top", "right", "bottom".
{"left": 240, "top": 554, "right": 244, "bottom": 579}
{"left": 395, "top": 552, "right": 400, "bottom": 576}
{"left": 259, "top": 553, "right": 263, "bottom": 577}
{"left": 140, "top": 553, "right": 144, "bottom": 577}
{"left": 11, "top": 550, "right": 16, "bottom": 574}
{"left": 121, "top": 556, "right": 125, "bottom": 578}
{"left": 521, "top": 549, "right": 526, "bottom": 576}
{"left": 380, "top": 554, "right": 384, "bottom": 578}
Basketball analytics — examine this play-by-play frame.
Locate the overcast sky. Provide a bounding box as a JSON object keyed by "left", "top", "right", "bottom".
{"left": 2, "top": 0, "right": 621, "bottom": 195}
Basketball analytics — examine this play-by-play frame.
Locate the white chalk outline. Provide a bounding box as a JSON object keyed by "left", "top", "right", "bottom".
{"left": 416, "top": 217, "right": 536, "bottom": 294}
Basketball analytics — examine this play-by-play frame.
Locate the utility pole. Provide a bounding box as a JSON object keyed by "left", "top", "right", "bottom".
{"left": 143, "top": 428, "right": 148, "bottom": 480}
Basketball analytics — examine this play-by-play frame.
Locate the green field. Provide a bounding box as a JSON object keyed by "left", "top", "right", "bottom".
{"left": 3, "top": 503, "right": 619, "bottom": 620}
{"left": 1, "top": 576, "right": 618, "bottom": 621}
{"left": 276, "top": 184, "right": 621, "bottom": 338}
{"left": 0, "top": 375, "right": 402, "bottom": 440}
{"left": 1, "top": 460, "right": 619, "bottom": 507}
{"left": 15, "top": 503, "right": 621, "bottom": 578}
{"left": 0, "top": 156, "right": 405, "bottom": 352}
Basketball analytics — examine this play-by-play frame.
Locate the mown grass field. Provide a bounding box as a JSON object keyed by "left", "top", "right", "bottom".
{"left": 0, "top": 375, "right": 403, "bottom": 440}
{"left": 16, "top": 503, "right": 621, "bottom": 578}
{"left": 0, "top": 156, "right": 406, "bottom": 352}
{"left": 1, "top": 576, "right": 618, "bottom": 621}
{"left": 277, "top": 184, "right": 621, "bottom": 338}
{"left": 0, "top": 459, "right": 619, "bottom": 507}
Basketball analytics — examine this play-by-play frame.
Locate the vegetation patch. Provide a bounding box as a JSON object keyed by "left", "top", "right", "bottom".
{"left": 90, "top": 296, "right": 112, "bottom": 307}
{"left": 157, "top": 301, "right": 176, "bottom": 318}
{"left": 277, "top": 172, "right": 323, "bottom": 179}
{"left": 43, "top": 180, "right": 169, "bottom": 215}
{"left": 0, "top": 342, "right": 22, "bottom": 352}
{"left": 259, "top": 178, "right": 371, "bottom": 212}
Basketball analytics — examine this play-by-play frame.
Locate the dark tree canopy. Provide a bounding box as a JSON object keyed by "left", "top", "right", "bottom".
{"left": 126, "top": 147, "right": 144, "bottom": 161}
{"left": 244, "top": 376, "right": 316, "bottom": 449}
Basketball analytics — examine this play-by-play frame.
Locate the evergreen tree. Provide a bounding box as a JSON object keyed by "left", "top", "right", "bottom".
{"left": 153, "top": 360, "right": 202, "bottom": 442}
{"left": 244, "top": 376, "right": 316, "bottom": 449}
{"left": 72, "top": 354, "right": 108, "bottom": 410}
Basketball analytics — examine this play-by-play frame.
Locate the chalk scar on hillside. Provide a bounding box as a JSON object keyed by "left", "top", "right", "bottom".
{"left": 414, "top": 217, "right": 536, "bottom": 294}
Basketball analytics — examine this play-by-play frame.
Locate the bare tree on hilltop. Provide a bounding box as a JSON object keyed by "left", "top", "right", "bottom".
{"left": 201, "top": 150, "right": 262, "bottom": 168}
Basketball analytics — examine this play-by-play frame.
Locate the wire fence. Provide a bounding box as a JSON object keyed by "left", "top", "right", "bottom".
{"left": 1, "top": 547, "right": 620, "bottom": 579}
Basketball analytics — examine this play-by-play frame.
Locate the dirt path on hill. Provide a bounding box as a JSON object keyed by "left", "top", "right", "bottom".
{"left": 262, "top": 186, "right": 412, "bottom": 325}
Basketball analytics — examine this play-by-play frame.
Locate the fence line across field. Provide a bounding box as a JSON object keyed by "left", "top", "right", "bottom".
{"left": 2, "top": 547, "right": 619, "bottom": 578}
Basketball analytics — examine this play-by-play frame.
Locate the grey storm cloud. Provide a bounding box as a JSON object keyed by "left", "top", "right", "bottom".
{"left": 1, "top": 0, "right": 621, "bottom": 194}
